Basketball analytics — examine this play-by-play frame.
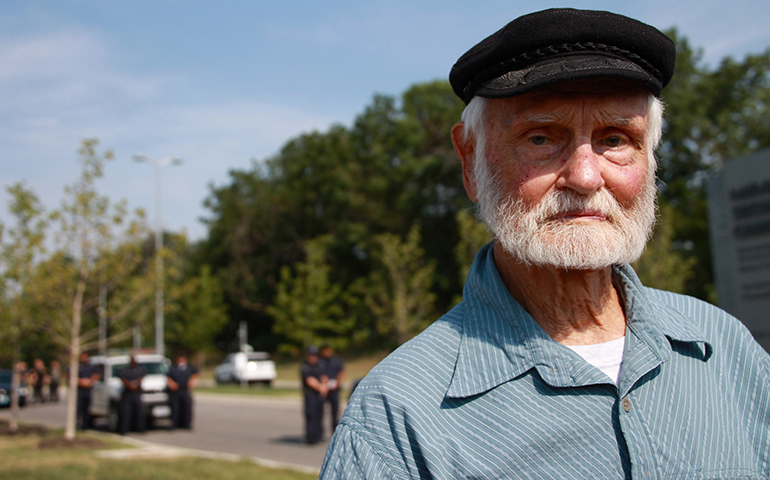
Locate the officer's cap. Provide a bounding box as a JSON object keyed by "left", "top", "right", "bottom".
{"left": 450, "top": 8, "right": 676, "bottom": 104}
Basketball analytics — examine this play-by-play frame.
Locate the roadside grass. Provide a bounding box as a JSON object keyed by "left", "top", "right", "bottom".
{"left": 276, "top": 350, "right": 392, "bottom": 385}
{"left": 195, "top": 385, "right": 301, "bottom": 398}
{"left": 199, "top": 350, "right": 391, "bottom": 396}
{"left": 0, "top": 420, "right": 317, "bottom": 480}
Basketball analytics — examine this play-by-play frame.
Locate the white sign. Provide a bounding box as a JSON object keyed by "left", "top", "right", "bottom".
{"left": 708, "top": 149, "right": 770, "bottom": 352}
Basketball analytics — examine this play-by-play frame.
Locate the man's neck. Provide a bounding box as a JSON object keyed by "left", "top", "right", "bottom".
{"left": 493, "top": 242, "right": 627, "bottom": 346}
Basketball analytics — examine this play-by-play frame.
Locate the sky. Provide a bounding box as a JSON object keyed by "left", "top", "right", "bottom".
{"left": 2, "top": 0, "right": 769, "bottom": 241}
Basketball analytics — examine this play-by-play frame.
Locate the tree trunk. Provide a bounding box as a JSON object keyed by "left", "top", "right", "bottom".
{"left": 9, "top": 334, "right": 20, "bottom": 433}
{"left": 63, "top": 277, "right": 86, "bottom": 441}
{"left": 64, "top": 346, "right": 80, "bottom": 440}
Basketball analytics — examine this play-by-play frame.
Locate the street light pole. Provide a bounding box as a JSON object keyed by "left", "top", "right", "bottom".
{"left": 133, "top": 154, "right": 182, "bottom": 358}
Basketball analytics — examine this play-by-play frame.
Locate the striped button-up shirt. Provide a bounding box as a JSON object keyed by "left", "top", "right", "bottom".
{"left": 320, "top": 243, "right": 770, "bottom": 479}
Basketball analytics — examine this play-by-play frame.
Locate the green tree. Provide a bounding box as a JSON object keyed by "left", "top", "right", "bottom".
{"left": 366, "top": 225, "right": 437, "bottom": 346}
{"left": 0, "top": 182, "right": 47, "bottom": 432}
{"left": 634, "top": 204, "right": 698, "bottom": 293}
{"left": 658, "top": 31, "right": 770, "bottom": 300}
{"left": 199, "top": 82, "right": 466, "bottom": 350}
{"left": 267, "top": 235, "right": 355, "bottom": 353}
{"left": 166, "top": 264, "right": 229, "bottom": 355}
{"left": 454, "top": 209, "right": 493, "bottom": 285}
{"left": 28, "top": 139, "right": 152, "bottom": 440}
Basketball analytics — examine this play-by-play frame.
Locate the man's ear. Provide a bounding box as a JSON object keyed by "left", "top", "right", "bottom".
{"left": 451, "top": 122, "right": 479, "bottom": 202}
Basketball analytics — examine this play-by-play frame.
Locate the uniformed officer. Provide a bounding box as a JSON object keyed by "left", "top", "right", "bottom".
{"left": 166, "top": 351, "right": 199, "bottom": 429}
{"left": 31, "top": 359, "right": 47, "bottom": 404}
{"left": 118, "top": 356, "right": 146, "bottom": 434}
{"left": 319, "top": 344, "right": 345, "bottom": 433}
{"left": 49, "top": 360, "right": 61, "bottom": 403}
{"left": 76, "top": 352, "right": 99, "bottom": 430}
{"left": 301, "top": 345, "right": 327, "bottom": 444}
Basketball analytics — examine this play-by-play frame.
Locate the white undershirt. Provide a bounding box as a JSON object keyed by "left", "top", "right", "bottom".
{"left": 565, "top": 336, "right": 625, "bottom": 385}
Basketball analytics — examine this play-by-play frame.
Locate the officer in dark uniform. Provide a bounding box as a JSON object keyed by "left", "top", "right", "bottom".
{"left": 300, "top": 345, "right": 327, "bottom": 444}
{"left": 166, "top": 351, "right": 199, "bottom": 429}
{"left": 31, "top": 359, "right": 46, "bottom": 404}
{"left": 76, "top": 352, "right": 99, "bottom": 430}
{"left": 118, "top": 356, "right": 146, "bottom": 434}
{"left": 319, "top": 344, "right": 345, "bottom": 433}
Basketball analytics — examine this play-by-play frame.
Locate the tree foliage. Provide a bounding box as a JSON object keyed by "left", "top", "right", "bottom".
{"left": 267, "top": 235, "right": 356, "bottom": 353}
{"left": 0, "top": 182, "right": 47, "bottom": 432}
{"left": 365, "top": 225, "right": 437, "bottom": 346}
{"left": 199, "top": 80, "right": 466, "bottom": 350}
{"left": 165, "top": 264, "right": 229, "bottom": 355}
{"left": 22, "top": 139, "right": 153, "bottom": 440}
{"left": 657, "top": 31, "right": 770, "bottom": 300}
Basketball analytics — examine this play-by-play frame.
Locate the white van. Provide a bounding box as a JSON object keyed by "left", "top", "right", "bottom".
{"left": 88, "top": 353, "right": 172, "bottom": 430}
{"left": 214, "top": 351, "right": 276, "bottom": 386}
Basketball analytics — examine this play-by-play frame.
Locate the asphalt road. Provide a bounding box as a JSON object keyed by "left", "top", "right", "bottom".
{"left": 0, "top": 391, "right": 335, "bottom": 472}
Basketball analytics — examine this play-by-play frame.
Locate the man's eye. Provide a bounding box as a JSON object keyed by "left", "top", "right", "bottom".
{"left": 604, "top": 136, "right": 623, "bottom": 147}
{"left": 529, "top": 136, "right": 548, "bottom": 146}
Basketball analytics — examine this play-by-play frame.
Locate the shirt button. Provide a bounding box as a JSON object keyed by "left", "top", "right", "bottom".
{"left": 622, "top": 397, "right": 631, "bottom": 412}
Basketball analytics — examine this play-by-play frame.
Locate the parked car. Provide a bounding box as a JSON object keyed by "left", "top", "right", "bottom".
{"left": 214, "top": 351, "right": 276, "bottom": 386}
{"left": 0, "top": 369, "right": 28, "bottom": 408}
{"left": 88, "top": 353, "right": 172, "bottom": 431}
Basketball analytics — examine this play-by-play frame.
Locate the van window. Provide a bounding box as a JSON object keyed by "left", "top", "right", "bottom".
{"left": 247, "top": 353, "right": 270, "bottom": 362}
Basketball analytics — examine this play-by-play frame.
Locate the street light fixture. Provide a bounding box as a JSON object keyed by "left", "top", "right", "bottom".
{"left": 133, "top": 154, "right": 183, "bottom": 357}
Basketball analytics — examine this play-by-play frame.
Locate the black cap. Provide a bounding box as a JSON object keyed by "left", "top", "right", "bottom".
{"left": 450, "top": 8, "right": 676, "bottom": 104}
{"left": 306, "top": 345, "right": 319, "bottom": 356}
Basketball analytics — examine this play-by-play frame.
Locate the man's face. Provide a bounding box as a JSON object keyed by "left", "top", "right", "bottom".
{"left": 80, "top": 353, "right": 89, "bottom": 363}
{"left": 465, "top": 80, "right": 656, "bottom": 270}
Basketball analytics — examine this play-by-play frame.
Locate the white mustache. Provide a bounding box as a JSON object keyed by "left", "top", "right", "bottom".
{"left": 531, "top": 189, "right": 622, "bottom": 225}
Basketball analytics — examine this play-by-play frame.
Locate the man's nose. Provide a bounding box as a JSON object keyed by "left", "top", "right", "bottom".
{"left": 556, "top": 141, "right": 604, "bottom": 194}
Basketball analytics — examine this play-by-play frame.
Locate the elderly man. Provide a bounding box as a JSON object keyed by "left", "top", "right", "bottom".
{"left": 320, "top": 8, "right": 770, "bottom": 479}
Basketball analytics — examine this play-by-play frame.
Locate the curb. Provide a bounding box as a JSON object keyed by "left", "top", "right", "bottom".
{"left": 95, "top": 436, "right": 320, "bottom": 475}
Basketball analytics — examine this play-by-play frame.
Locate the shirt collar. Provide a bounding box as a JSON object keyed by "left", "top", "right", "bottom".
{"left": 446, "top": 243, "right": 712, "bottom": 399}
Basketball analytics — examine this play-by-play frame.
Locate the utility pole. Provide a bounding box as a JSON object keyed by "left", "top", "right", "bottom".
{"left": 98, "top": 285, "right": 107, "bottom": 355}
{"left": 133, "top": 154, "right": 182, "bottom": 357}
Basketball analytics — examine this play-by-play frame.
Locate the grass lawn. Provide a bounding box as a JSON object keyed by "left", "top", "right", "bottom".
{"left": 195, "top": 385, "right": 301, "bottom": 398}
{"left": 0, "top": 420, "right": 317, "bottom": 480}
{"left": 198, "top": 350, "right": 392, "bottom": 396}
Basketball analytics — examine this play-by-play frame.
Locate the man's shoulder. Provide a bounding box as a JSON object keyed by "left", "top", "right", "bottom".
{"left": 642, "top": 286, "right": 766, "bottom": 355}
{"left": 644, "top": 286, "right": 739, "bottom": 327}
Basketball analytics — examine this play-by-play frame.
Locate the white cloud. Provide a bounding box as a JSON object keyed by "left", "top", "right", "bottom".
{"left": 0, "top": 28, "right": 170, "bottom": 115}
{"left": 0, "top": 25, "right": 340, "bottom": 242}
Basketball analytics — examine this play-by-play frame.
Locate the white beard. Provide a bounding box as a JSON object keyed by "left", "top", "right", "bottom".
{"left": 475, "top": 154, "right": 657, "bottom": 270}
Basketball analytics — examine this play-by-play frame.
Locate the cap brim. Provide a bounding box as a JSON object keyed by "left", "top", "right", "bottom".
{"left": 469, "top": 54, "right": 662, "bottom": 102}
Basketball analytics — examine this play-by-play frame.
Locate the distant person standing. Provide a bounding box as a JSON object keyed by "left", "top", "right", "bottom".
{"left": 31, "top": 359, "right": 46, "bottom": 404}
{"left": 49, "top": 360, "right": 61, "bottom": 402}
{"left": 166, "top": 351, "right": 199, "bottom": 429}
{"left": 301, "top": 346, "right": 327, "bottom": 444}
{"left": 118, "top": 356, "right": 146, "bottom": 434}
{"left": 76, "top": 352, "right": 99, "bottom": 430}
{"left": 319, "top": 344, "right": 345, "bottom": 433}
